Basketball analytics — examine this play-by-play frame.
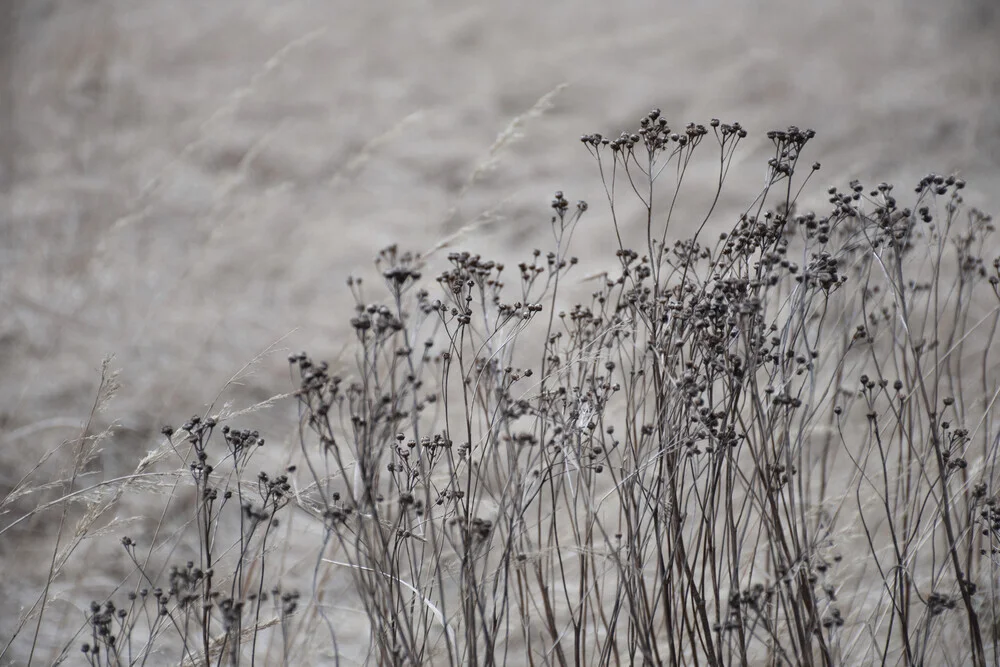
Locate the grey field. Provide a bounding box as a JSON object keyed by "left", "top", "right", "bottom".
{"left": 2, "top": 1, "right": 1000, "bottom": 665}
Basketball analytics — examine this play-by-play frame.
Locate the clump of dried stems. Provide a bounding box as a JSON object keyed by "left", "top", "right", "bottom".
{"left": 5, "top": 109, "right": 1000, "bottom": 667}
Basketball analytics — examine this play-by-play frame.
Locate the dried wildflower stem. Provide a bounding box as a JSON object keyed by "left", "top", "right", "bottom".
{"left": 13, "top": 111, "right": 1000, "bottom": 667}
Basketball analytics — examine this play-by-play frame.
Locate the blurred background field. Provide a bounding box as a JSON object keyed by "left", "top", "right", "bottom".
{"left": 1, "top": 0, "right": 998, "bottom": 662}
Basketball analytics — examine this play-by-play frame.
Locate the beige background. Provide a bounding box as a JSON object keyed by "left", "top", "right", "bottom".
{"left": 1, "top": 0, "right": 998, "bottom": 660}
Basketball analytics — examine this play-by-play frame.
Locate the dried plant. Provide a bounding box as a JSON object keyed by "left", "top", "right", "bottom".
{"left": 7, "top": 109, "right": 1000, "bottom": 666}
